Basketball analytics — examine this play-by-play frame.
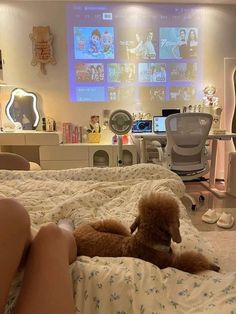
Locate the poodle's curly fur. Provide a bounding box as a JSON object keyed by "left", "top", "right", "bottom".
{"left": 73, "top": 192, "right": 220, "bottom": 274}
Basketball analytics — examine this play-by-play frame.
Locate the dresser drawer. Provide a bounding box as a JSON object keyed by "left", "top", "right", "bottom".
{"left": 39, "top": 145, "right": 89, "bottom": 161}
{"left": 40, "top": 160, "right": 89, "bottom": 170}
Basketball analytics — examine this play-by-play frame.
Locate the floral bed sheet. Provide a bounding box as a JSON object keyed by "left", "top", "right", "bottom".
{"left": 0, "top": 164, "right": 235, "bottom": 314}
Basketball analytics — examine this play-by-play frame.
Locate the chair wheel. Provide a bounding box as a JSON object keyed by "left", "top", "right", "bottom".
{"left": 199, "top": 195, "right": 205, "bottom": 202}
{"left": 191, "top": 204, "right": 197, "bottom": 210}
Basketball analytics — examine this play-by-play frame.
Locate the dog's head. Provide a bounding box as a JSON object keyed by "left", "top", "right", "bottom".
{"left": 130, "top": 192, "right": 182, "bottom": 245}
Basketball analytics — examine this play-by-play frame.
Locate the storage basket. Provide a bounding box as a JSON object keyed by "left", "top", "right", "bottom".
{"left": 87, "top": 132, "right": 101, "bottom": 143}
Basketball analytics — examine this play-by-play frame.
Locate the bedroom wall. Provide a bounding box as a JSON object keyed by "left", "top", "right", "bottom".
{"left": 1, "top": 2, "right": 236, "bottom": 125}
{"left": 0, "top": 1, "right": 236, "bottom": 178}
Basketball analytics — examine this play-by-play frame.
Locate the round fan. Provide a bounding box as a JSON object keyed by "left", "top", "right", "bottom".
{"left": 109, "top": 110, "right": 133, "bottom": 166}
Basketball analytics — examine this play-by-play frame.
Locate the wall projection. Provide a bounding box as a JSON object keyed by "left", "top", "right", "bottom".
{"left": 67, "top": 3, "right": 203, "bottom": 106}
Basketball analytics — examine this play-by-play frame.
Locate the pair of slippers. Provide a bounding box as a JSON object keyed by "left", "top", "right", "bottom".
{"left": 202, "top": 209, "right": 235, "bottom": 229}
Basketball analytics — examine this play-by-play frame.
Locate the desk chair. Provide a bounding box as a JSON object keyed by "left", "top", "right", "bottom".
{"left": 0, "top": 152, "right": 41, "bottom": 171}
{"left": 146, "top": 140, "right": 165, "bottom": 164}
{"left": 165, "top": 112, "right": 213, "bottom": 209}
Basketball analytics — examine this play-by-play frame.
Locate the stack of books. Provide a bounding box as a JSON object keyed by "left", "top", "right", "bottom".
{"left": 62, "top": 123, "right": 81, "bottom": 143}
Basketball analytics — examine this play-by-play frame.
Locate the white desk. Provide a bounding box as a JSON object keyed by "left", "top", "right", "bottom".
{"left": 132, "top": 132, "right": 236, "bottom": 197}
{"left": 0, "top": 131, "right": 137, "bottom": 169}
{"left": 0, "top": 131, "right": 62, "bottom": 146}
{"left": 0, "top": 131, "right": 62, "bottom": 164}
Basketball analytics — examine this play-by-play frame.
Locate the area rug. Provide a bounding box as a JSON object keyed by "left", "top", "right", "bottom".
{"left": 200, "top": 230, "right": 236, "bottom": 273}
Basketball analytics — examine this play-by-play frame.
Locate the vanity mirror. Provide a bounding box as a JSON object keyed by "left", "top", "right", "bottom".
{"left": 5, "top": 88, "right": 40, "bottom": 130}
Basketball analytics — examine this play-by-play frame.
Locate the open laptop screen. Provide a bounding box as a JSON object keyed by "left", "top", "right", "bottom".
{"left": 132, "top": 120, "right": 152, "bottom": 133}
{"left": 153, "top": 116, "right": 167, "bottom": 132}
{"left": 162, "top": 108, "right": 181, "bottom": 117}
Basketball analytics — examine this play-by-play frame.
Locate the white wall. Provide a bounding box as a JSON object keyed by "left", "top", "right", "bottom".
{"left": 1, "top": 2, "right": 236, "bottom": 124}
{"left": 1, "top": 1, "right": 236, "bottom": 177}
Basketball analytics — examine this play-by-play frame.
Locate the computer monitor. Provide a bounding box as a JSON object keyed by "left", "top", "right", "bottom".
{"left": 132, "top": 120, "right": 152, "bottom": 133}
{"left": 153, "top": 116, "right": 167, "bottom": 132}
{"left": 162, "top": 108, "right": 181, "bottom": 117}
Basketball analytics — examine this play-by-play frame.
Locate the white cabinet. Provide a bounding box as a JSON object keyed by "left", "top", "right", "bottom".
{"left": 39, "top": 144, "right": 89, "bottom": 170}
{"left": 40, "top": 143, "right": 137, "bottom": 169}
{"left": 112, "top": 144, "right": 137, "bottom": 166}
{"left": 0, "top": 131, "right": 137, "bottom": 170}
{"left": 89, "top": 145, "right": 113, "bottom": 167}
{"left": 89, "top": 144, "right": 137, "bottom": 167}
{"left": 0, "top": 131, "right": 62, "bottom": 146}
{"left": 0, "top": 131, "right": 62, "bottom": 163}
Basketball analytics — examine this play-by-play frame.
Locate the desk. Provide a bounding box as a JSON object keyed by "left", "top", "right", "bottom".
{"left": 0, "top": 131, "right": 62, "bottom": 164}
{"left": 132, "top": 132, "right": 236, "bottom": 197}
{"left": 0, "top": 131, "right": 137, "bottom": 169}
{"left": 0, "top": 130, "right": 62, "bottom": 146}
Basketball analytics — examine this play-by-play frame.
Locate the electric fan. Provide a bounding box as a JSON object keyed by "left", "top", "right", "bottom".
{"left": 109, "top": 109, "right": 133, "bottom": 166}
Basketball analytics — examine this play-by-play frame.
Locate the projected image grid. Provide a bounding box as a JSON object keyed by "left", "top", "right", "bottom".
{"left": 67, "top": 4, "right": 202, "bottom": 105}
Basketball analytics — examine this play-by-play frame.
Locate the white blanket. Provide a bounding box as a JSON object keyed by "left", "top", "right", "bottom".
{"left": 1, "top": 164, "right": 236, "bottom": 314}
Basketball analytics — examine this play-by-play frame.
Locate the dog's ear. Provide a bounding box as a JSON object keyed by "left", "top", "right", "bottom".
{"left": 169, "top": 222, "right": 182, "bottom": 243}
{"left": 130, "top": 216, "right": 140, "bottom": 234}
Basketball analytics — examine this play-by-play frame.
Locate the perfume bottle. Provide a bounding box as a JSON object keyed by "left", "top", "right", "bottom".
{"left": 42, "top": 117, "right": 46, "bottom": 131}
{"left": 112, "top": 134, "right": 118, "bottom": 144}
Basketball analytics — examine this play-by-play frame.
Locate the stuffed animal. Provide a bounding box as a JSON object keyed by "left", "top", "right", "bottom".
{"left": 73, "top": 192, "right": 220, "bottom": 274}
{"left": 30, "top": 26, "right": 56, "bottom": 74}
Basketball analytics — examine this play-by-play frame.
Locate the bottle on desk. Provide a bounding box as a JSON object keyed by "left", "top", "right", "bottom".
{"left": 42, "top": 118, "right": 47, "bottom": 131}
{"left": 112, "top": 134, "right": 118, "bottom": 144}
{"left": 122, "top": 134, "right": 129, "bottom": 144}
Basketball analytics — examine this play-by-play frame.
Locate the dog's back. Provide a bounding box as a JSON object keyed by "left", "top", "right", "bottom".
{"left": 74, "top": 220, "right": 130, "bottom": 257}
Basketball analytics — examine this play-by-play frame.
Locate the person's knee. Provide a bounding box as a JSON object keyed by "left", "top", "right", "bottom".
{"left": 35, "top": 223, "right": 77, "bottom": 263}
{"left": 0, "top": 198, "right": 30, "bottom": 234}
{"left": 35, "top": 223, "right": 65, "bottom": 244}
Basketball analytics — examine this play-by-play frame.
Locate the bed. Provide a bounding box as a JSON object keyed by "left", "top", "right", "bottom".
{"left": 1, "top": 163, "right": 236, "bottom": 314}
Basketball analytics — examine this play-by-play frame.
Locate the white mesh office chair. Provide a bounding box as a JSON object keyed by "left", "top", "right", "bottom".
{"left": 165, "top": 112, "right": 213, "bottom": 209}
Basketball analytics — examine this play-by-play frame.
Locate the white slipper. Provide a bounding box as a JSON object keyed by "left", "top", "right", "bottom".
{"left": 217, "top": 212, "right": 235, "bottom": 229}
{"left": 201, "top": 209, "right": 221, "bottom": 224}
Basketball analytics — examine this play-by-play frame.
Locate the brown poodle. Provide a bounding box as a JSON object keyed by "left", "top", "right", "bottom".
{"left": 73, "top": 192, "right": 220, "bottom": 274}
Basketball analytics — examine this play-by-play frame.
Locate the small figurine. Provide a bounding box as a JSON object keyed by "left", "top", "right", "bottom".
{"left": 203, "top": 85, "right": 218, "bottom": 107}
{"left": 202, "top": 85, "right": 222, "bottom": 131}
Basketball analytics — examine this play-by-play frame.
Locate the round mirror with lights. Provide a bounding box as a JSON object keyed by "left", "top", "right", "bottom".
{"left": 5, "top": 88, "right": 40, "bottom": 130}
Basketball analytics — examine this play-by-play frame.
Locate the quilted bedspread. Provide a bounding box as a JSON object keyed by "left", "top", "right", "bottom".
{"left": 1, "top": 164, "right": 236, "bottom": 314}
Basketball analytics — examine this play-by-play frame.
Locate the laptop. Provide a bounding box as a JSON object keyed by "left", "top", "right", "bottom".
{"left": 132, "top": 120, "right": 152, "bottom": 133}
{"left": 162, "top": 108, "right": 181, "bottom": 117}
{"left": 153, "top": 116, "right": 167, "bottom": 133}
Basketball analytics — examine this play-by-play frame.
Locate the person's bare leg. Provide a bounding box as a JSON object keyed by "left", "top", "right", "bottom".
{"left": 0, "top": 198, "right": 31, "bottom": 313}
{"left": 15, "top": 223, "right": 77, "bottom": 314}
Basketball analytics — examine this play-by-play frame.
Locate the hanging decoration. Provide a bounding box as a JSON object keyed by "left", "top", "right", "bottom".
{"left": 30, "top": 26, "right": 56, "bottom": 75}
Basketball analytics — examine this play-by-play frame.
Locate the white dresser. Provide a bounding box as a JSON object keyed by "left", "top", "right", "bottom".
{"left": 39, "top": 143, "right": 137, "bottom": 170}
{"left": 0, "top": 131, "right": 137, "bottom": 169}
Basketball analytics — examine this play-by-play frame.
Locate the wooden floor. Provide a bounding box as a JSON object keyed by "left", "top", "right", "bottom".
{"left": 182, "top": 181, "right": 236, "bottom": 232}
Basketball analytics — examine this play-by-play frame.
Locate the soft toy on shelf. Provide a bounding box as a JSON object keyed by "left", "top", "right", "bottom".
{"left": 202, "top": 85, "right": 224, "bottom": 133}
